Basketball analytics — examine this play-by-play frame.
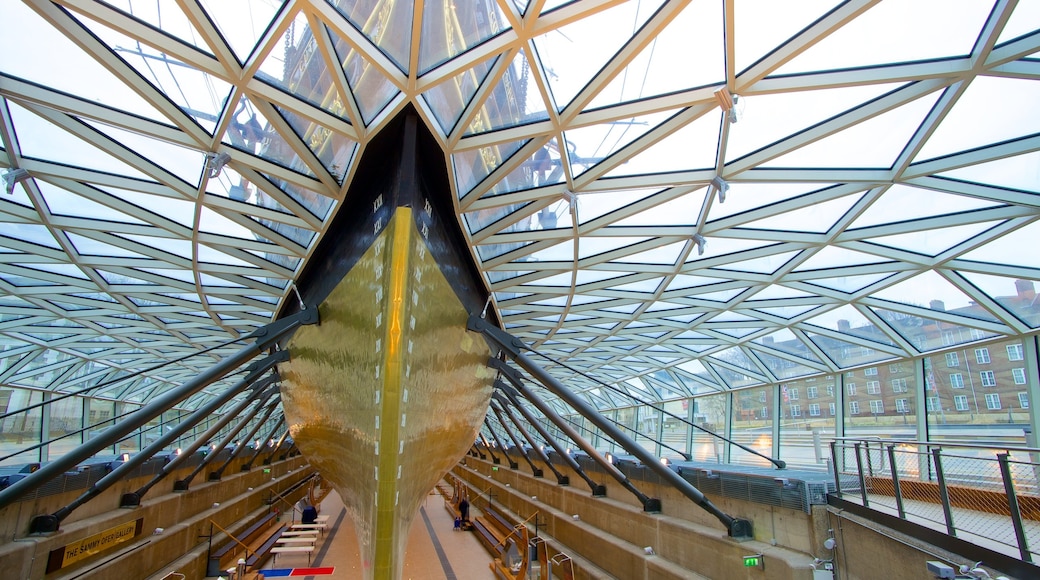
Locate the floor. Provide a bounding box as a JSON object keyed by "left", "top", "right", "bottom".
{"left": 226, "top": 483, "right": 497, "bottom": 580}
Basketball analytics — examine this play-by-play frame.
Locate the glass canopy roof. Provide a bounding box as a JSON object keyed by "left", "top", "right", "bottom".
{"left": 0, "top": 0, "right": 1038, "bottom": 415}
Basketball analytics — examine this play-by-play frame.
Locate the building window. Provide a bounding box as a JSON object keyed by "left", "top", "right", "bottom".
{"left": 985, "top": 393, "right": 1001, "bottom": 410}
{"left": 829, "top": 403, "right": 836, "bottom": 416}
{"left": 759, "top": 391, "right": 767, "bottom": 402}
{"left": 1007, "top": 344, "right": 1024, "bottom": 361}
{"left": 867, "top": 381, "right": 881, "bottom": 394}
{"left": 891, "top": 378, "right": 908, "bottom": 393}
{"left": 945, "top": 352, "right": 959, "bottom": 367}
{"left": 865, "top": 367, "right": 878, "bottom": 376}
{"left": 980, "top": 371, "right": 996, "bottom": 387}
{"left": 869, "top": 400, "right": 884, "bottom": 414}
{"left": 849, "top": 401, "right": 860, "bottom": 415}
{"left": 790, "top": 404, "right": 801, "bottom": 417}
{"left": 950, "top": 373, "right": 964, "bottom": 388}
{"left": 847, "top": 383, "right": 857, "bottom": 395}
{"left": 975, "top": 348, "right": 990, "bottom": 364}
{"left": 897, "top": 399, "right": 911, "bottom": 413}
{"left": 954, "top": 395, "right": 968, "bottom": 411}
{"left": 809, "top": 403, "right": 820, "bottom": 416}
{"left": 826, "top": 385, "right": 834, "bottom": 397}
{"left": 1019, "top": 393, "right": 1030, "bottom": 409}
{"left": 789, "top": 387, "right": 799, "bottom": 400}
{"left": 761, "top": 407, "right": 769, "bottom": 419}
{"left": 807, "top": 386, "right": 818, "bottom": 399}
{"left": 1012, "top": 368, "right": 1026, "bottom": 385}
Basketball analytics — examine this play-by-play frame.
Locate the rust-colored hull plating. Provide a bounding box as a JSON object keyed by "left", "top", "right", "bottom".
{"left": 279, "top": 207, "right": 494, "bottom": 579}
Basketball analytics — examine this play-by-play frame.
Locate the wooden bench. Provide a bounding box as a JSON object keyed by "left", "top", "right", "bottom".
{"left": 280, "top": 530, "right": 319, "bottom": 536}
{"left": 275, "top": 537, "right": 316, "bottom": 544}
{"left": 208, "top": 512, "right": 278, "bottom": 576}
{"left": 270, "top": 545, "right": 315, "bottom": 565}
{"left": 244, "top": 523, "right": 288, "bottom": 568}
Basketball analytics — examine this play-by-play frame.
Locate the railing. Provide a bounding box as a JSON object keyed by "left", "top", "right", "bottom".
{"left": 831, "top": 437, "right": 1040, "bottom": 563}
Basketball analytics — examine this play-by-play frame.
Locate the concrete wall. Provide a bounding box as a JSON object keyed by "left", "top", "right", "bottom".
{"left": 454, "top": 455, "right": 819, "bottom": 580}
{"left": 0, "top": 453, "right": 314, "bottom": 580}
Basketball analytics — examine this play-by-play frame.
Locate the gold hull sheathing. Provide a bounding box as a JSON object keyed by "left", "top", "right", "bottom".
{"left": 280, "top": 207, "right": 494, "bottom": 579}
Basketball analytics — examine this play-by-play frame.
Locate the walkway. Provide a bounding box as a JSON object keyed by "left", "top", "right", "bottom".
{"left": 211, "top": 482, "right": 497, "bottom": 579}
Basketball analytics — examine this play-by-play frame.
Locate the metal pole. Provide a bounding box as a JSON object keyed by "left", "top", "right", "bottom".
{"left": 997, "top": 452, "right": 1031, "bottom": 561}
{"left": 128, "top": 378, "right": 277, "bottom": 503}
{"left": 478, "top": 433, "right": 501, "bottom": 464}
{"left": 494, "top": 391, "right": 569, "bottom": 485}
{"left": 492, "top": 372, "right": 608, "bottom": 496}
{"left": 492, "top": 400, "right": 545, "bottom": 478}
{"left": 176, "top": 389, "right": 278, "bottom": 490}
{"left": 35, "top": 376, "right": 269, "bottom": 532}
{"left": 831, "top": 440, "right": 842, "bottom": 496}
{"left": 931, "top": 447, "right": 956, "bottom": 536}
{"left": 0, "top": 307, "right": 309, "bottom": 513}
{"left": 485, "top": 418, "right": 517, "bottom": 468}
{"left": 491, "top": 405, "right": 542, "bottom": 477}
{"left": 854, "top": 442, "right": 869, "bottom": 508}
{"left": 886, "top": 444, "right": 906, "bottom": 519}
{"left": 469, "top": 318, "right": 750, "bottom": 537}
{"left": 263, "top": 428, "right": 292, "bottom": 465}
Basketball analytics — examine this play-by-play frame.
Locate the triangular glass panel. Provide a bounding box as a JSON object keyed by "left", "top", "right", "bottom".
{"left": 36, "top": 182, "right": 144, "bottom": 225}
{"left": 199, "top": 0, "right": 284, "bottom": 63}
{"left": 869, "top": 221, "right": 1001, "bottom": 258}
{"left": 613, "top": 189, "right": 702, "bottom": 228}
{"left": 959, "top": 220, "right": 1040, "bottom": 269}
{"left": 644, "top": 301, "right": 685, "bottom": 312}
{"left": 804, "top": 331, "right": 893, "bottom": 368}
{"left": 84, "top": 119, "right": 207, "bottom": 185}
{"left": 327, "top": 0, "right": 413, "bottom": 73}
{"left": 714, "top": 251, "right": 799, "bottom": 275}
{"left": 611, "top": 241, "right": 686, "bottom": 266}
{"left": 2, "top": 224, "right": 62, "bottom": 250}
{"left": 688, "top": 287, "right": 745, "bottom": 303}
{"left": 8, "top": 103, "right": 153, "bottom": 180}
{"left": 804, "top": 304, "right": 897, "bottom": 347}
{"left": 997, "top": 2, "right": 1040, "bottom": 44}
{"left": 750, "top": 350, "right": 819, "bottom": 381}
{"left": 871, "top": 271, "right": 999, "bottom": 322}
{"left": 18, "top": 262, "right": 89, "bottom": 280}
{"left": 327, "top": 24, "right": 401, "bottom": 125}
{"left": 775, "top": 0, "right": 992, "bottom": 74}
{"left": 2, "top": 3, "right": 168, "bottom": 121}
{"left": 569, "top": 110, "right": 690, "bottom": 178}
{"left": 574, "top": 270, "right": 629, "bottom": 286}
{"left": 466, "top": 48, "right": 549, "bottom": 135}
{"left": 728, "top": 83, "right": 904, "bottom": 161}
{"left": 739, "top": 194, "right": 860, "bottom": 233}
{"left": 221, "top": 95, "right": 317, "bottom": 177}
{"left": 746, "top": 285, "right": 816, "bottom": 300}
{"left": 95, "top": 269, "right": 156, "bottom": 286}
{"left": 959, "top": 272, "right": 1040, "bottom": 329}
{"left": 256, "top": 11, "right": 337, "bottom": 109}
{"left": 870, "top": 306, "right": 999, "bottom": 352}
{"left": 937, "top": 151, "right": 1040, "bottom": 194}
{"left": 97, "top": 186, "right": 198, "bottom": 229}
{"left": 852, "top": 184, "right": 1001, "bottom": 230}
{"left": 704, "top": 360, "right": 763, "bottom": 390}
{"left": 715, "top": 327, "right": 762, "bottom": 339}
{"left": 578, "top": 236, "right": 652, "bottom": 261}
{"left": 483, "top": 138, "right": 566, "bottom": 196}
{"left": 707, "top": 310, "right": 758, "bottom": 323}
{"left": 422, "top": 57, "right": 498, "bottom": 134}
{"left": 452, "top": 138, "right": 527, "bottom": 196}
{"left": 589, "top": 0, "right": 725, "bottom": 109}
{"left": 277, "top": 106, "right": 358, "bottom": 183}
{"left": 793, "top": 246, "right": 894, "bottom": 272}
{"left": 122, "top": 233, "right": 193, "bottom": 259}
{"left": 754, "top": 328, "right": 824, "bottom": 362}
{"left": 666, "top": 274, "right": 726, "bottom": 290}
{"left": 733, "top": 0, "right": 840, "bottom": 72}
{"left": 753, "top": 305, "right": 819, "bottom": 319}
{"left": 610, "top": 277, "right": 664, "bottom": 294}
{"left": 419, "top": 0, "right": 509, "bottom": 73}
{"left": 684, "top": 238, "right": 774, "bottom": 265}
{"left": 916, "top": 77, "right": 1040, "bottom": 161}
{"left": 606, "top": 110, "right": 721, "bottom": 177}
{"left": 762, "top": 91, "right": 942, "bottom": 168}
{"left": 77, "top": 13, "right": 232, "bottom": 132}
{"left": 804, "top": 272, "right": 894, "bottom": 293}
{"left": 259, "top": 175, "right": 336, "bottom": 221}
{"left": 532, "top": 1, "right": 664, "bottom": 111}
{"left": 711, "top": 183, "right": 836, "bottom": 220}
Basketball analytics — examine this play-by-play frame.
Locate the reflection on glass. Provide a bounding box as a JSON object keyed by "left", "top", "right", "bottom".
{"left": 843, "top": 363, "right": 917, "bottom": 440}
{"left": 730, "top": 386, "right": 774, "bottom": 467}
{"left": 778, "top": 376, "right": 836, "bottom": 470}
{"left": 0, "top": 388, "right": 43, "bottom": 466}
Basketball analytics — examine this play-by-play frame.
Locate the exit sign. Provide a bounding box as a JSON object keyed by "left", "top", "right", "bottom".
{"left": 743, "top": 554, "right": 763, "bottom": 568}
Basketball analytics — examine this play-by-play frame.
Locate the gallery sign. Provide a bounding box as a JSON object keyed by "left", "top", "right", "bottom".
{"left": 46, "top": 518, "right": 143, "bottom": 573}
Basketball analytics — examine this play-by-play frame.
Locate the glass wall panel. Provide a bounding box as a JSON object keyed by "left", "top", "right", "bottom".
{"left": 635, "top": 405, "right": 661, "bottom": 455}
{"left": 47, "top": 395, "right": 84, "bottom": 461}
{"left": 843, "top": 362, "right": 917, "bottom": 439}
{"left": 661, "top": 399, "right": 689, "bottom": 461}
{"left": 115, "top": 402, "right": 141, "bottom": 454}
{"left": 614, "top": 407, "right": 635, "bottom": 456}
{"left": 0, "top": 388, "right": 43, "bottom": 466}
{"left": 730, "top": 385, "right": 774, "bottom": 467}
{"left": 690, "top": 393, "right": 727, "bottom": 462}
{"left": 925, "top": 337, "right": 1030, "bottom": 447}
{"left": 779, "top": 375, "right": 837, "bottom": 469}
{"left": 86, "top": 398, "right": 116, "bottom": 454}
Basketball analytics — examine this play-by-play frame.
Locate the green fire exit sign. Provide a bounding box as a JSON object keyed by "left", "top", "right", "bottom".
{"left": 743, "top": 554, "right": 763, "bottom": 568}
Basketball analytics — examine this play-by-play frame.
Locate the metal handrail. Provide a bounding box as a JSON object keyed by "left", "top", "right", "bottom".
{"left": 833, "top": 437, "right": 1040, "bottom": 454}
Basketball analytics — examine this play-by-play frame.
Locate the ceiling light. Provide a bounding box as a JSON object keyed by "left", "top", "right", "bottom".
{"left": 2, "top": 168, "right": 30, "bottom": 195}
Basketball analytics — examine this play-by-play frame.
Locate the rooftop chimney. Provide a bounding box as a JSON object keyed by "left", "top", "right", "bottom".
{"left": 837, "top": 320, "right": 851, "bottom": 332}
{"left": 1016, "top": 279, "right": 1035, "bottom": 300}
{"left": 929, "top": 300, "right": 945, "bottom": 311}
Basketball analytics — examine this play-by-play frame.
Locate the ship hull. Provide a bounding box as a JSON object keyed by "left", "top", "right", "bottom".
{"left": 279, "top": 206, "right": 494, "bottom": 578}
